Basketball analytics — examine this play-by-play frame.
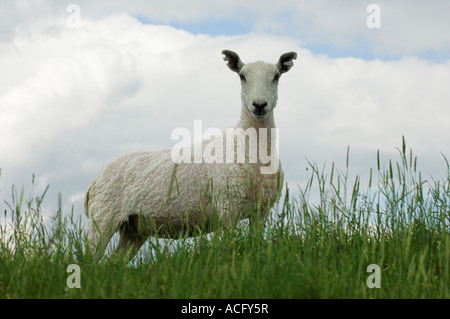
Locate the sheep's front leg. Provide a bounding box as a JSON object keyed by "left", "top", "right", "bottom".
{"left": 248, "top": 208, "right": 268, "bottom": 234}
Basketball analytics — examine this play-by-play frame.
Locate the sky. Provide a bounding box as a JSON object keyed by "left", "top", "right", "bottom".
{"left": 1, "top": 0, "right": 450, "bottom": 227}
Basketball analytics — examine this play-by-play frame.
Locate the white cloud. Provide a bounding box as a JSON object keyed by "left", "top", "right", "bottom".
{"left": 0, "top": 15, "right": 143, "bottom": 166}
{"left": 0, "top": 9, "right": 449, "bottom": 224}
{"left": 2, "top": 1, "right": 450, "bottom": 58}
{"left": 278, "top": 51, "right": 450, "bottom": 186}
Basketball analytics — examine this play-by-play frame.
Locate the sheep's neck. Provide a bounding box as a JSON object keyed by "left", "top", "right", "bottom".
{"left": 237, "top": 107, "right": 276, "bottom": 131}
{"left": 235, "top": 107, "right": 277, "bottom": 153}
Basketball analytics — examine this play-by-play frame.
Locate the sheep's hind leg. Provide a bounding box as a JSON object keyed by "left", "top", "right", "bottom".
{"left": 87, "top": 217, "right": 117, "bottom": 260}
{"left": 115, "top": 215, "right": 148, "bottom": 262}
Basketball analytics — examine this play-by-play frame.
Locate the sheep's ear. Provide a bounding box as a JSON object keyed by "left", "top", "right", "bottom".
{"left": 276, "top": 52, "right": 297, "bottom": 74}
{"left": 222, "top": 50, "right": 245, "bottom": 73}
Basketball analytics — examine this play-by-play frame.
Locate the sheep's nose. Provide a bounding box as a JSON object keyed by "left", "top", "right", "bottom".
{"left": 252, "top": 101, "right": 268, "bottom": 111}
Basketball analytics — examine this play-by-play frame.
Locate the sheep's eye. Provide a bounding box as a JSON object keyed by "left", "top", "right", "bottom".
{"left": 273, "top": 74, "right": 281, "bottom": 83}
{"left": 239, "top": 73, "right": 246, "bottom": 82}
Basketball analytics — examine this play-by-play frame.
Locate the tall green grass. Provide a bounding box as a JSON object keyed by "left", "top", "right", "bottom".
{"left": 0, "top": 138, "right": 449, "bottom": 298}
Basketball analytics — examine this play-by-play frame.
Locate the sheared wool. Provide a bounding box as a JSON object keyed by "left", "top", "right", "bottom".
{"left": 84, "top": 50, "right": 297, "bottom": 260}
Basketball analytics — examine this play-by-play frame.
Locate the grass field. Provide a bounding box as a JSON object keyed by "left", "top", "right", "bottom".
{"left": 1, "top": 138, "right": 449, "bottom": 299}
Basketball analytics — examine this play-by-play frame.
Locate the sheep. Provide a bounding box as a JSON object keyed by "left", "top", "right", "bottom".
{"left": 84, "top": 50, "right": 297, "bottom": 261}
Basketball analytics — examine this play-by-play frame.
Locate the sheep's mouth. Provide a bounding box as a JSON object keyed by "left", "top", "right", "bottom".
{"left": 251, "top": 111, "right": 269, "bottom": 120}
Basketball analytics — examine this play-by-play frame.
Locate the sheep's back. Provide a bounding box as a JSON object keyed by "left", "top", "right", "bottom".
{"left": 85, "top": 150, "right": 209, "bottom": 223}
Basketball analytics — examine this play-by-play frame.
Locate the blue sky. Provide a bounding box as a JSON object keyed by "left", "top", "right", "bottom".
{"left": 1, "top": 0, "right": 450, "bottom": 228}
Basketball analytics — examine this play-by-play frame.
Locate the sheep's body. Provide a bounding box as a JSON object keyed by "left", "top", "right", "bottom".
{"left": 84, "top": 50, "right": 297, "bottom": 260}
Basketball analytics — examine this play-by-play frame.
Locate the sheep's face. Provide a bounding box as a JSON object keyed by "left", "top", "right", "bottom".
{"left": 222, "top": 50, "right": 297, "bottom": 122}
{"left": 239, "top": 62, "right": 280, "bottom": 120}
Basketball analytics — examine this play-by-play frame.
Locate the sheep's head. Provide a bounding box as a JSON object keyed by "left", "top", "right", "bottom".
{"left": 222, "top": 50, "right": 297, "bottom": 121}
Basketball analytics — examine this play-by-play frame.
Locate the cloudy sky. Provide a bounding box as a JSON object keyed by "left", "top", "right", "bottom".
{"left": 1, "top": 0, "right": 450, "bottom": 225}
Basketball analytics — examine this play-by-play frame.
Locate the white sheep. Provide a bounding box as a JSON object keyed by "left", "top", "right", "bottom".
{"left": 84, "top": 50, "right": 297, "bottom": 260}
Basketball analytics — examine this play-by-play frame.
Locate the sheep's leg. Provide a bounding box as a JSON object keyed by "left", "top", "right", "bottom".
{"left": 115, "top": 215, "right": 148, "bottom": 262}
{"left": 249, "top": 206, "right": 269, "bottom": 234}
{"left": 249, "top": 216, "right": 267, "bottom": 233}
{"left": 87, "top": 217, "right": 117, "bottom": 260}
